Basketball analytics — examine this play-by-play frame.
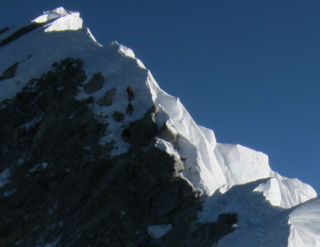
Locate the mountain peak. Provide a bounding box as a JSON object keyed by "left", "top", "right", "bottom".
{"left": 31, "top": 7, "right": 83, "bottom": 32}
{"left": 0, "top": 8, "right": 320, "bottom": 246}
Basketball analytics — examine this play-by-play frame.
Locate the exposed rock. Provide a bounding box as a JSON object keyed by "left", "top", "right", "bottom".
{"left": 0, "top": 62, "right": 19, "bottom": 80}
{"left": 112, "top": 111, "right": 124, "bottom": 122}
{"left": 157, "top": 120, "right": 178, "bottom": 145}
{"left": 85, "top": 95, "right": 94, "bottom": 104}
{"left": 128, "top": 105, "right": 158, "bottom": 148}
{"left": 216, "top": 213, "right": 237, "bottom": 240}
{"left": 83, "top": 72, "right": 105, "bottom": 94}
{"left": 0, "top": 23, "right": 44, "bottom": 47}
{"left": 98, "top": 87, "right": 116, "bottom": 106}
{"left": 0, "top": 57, "right": 236, "bottom": 247}
{"left": 0, "top": 26, "right": 10, "bottom": 35}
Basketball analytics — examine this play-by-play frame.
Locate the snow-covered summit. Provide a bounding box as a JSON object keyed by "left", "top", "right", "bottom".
{"left": 0, "top": 7, "right": 316, "bottom": 202}
{"left": 32, "top": 7, "right": 83, "bottom": 32}
{"left": 0, "top": 8, "right": 319, "bottom": 246}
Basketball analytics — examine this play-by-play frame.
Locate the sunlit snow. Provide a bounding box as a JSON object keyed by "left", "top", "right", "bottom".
{"left": 0, "top": 7, "right": 319, "bottom": 247}
{"left": 32, "top": 7, "right": 68, "bottom": 23}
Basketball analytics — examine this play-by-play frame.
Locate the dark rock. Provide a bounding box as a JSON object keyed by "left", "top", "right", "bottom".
{"left": 0, "top": 26, "right": 10, "bottom": 35}
{"left": 215, "top": 213, "right": 237, "bottom": 240}
{"left": 0, "top": 56, "right": 236, "bottom": 247}
{"left": 157, "top": 120, "right": 178, "bottom": 145}
{"left": 128, "top": 105, "right": 158, "bottom": 148}
{"left": 0, "top": 23, "right": 44, "bottom": 47}
{"left": 85, "top": 96, "right": 94, "bottom": 104}
{"left": 112, "top": 111, "right": 124, "bottom": 122}
{"left": 98, "top": 87, "right": 116, "bottom": 106}
{"left": 83, "top": 72, "right": 105, "bottom": 94}
{"left": 149, "top": 183, "right": 182, "bottom": 218}
{"left": 0, "top": 62, "right": 19, "bottom": 80}
{"left": 142, "top": 145, "right": 182, "bottom": 180}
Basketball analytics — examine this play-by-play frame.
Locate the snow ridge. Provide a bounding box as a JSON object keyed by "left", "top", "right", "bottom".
{"left": 0, "top": 7, "right": 319, "bottom": 247}
{"left": 32, "top": 7, "right": 83, "bottom": 32}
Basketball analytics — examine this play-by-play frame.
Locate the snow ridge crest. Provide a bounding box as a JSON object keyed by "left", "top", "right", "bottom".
{"left": 32, "top": 7, "right": 83, "bottom": 32}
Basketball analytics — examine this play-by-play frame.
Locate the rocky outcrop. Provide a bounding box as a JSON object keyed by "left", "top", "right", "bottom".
{"left": 157, "top": 120, "right": 178, "bottom": 145}
{"left": 98, "top": 87, "right": 116, "bottom": 106}
{"left": 112, "top": 111, "right": 124, "bottom": 122}
{"left": 0, "top": 23, "right": 44, "bottom": 47}
{"left": 0, "top": 57, "right": 237, "bottom": 246}
{"left": 0, "top": 62, "right": 19, "bottom": 80}
{"left": 0, "top": 26, "right": 10, "bottom": 35}
{"left": 83, "top": 72, "right": 105, "bottom": 94}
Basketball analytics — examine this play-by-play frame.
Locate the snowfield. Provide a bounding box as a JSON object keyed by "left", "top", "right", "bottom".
{"left": 0, "top": 7, "right": 319, "bottom": 247}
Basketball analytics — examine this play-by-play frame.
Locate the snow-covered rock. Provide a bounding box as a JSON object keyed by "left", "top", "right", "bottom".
{"left": 0, "top": 7, "right": 319, "bottom": 247}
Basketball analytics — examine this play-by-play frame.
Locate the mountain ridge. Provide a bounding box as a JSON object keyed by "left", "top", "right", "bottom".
{"left": 0, "top": 7, "right": 319, "bottom": 247}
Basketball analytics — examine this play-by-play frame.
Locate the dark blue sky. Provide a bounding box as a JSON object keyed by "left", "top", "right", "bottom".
{"left": 1, "top": 1, "right": 320, "bottom": 193}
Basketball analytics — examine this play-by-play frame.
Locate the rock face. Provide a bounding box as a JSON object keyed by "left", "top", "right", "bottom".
{"left": 0, "top": 58, "right": 236, "bottom": 247}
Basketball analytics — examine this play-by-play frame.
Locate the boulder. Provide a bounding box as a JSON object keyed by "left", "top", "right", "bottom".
{"left": 0, "top": 62, "right": 19, "bottom": 80}
{"left": 83, "top": 72, "right": 105, "bottom": 94}
{"left": 98, "top": 88, "right": 116, "bottom": 106}
{"left": 112, "top": 111, "right": 124, "bottom": 122}
{"left": 157, "top": 120, "right": 178, "bottom": 145}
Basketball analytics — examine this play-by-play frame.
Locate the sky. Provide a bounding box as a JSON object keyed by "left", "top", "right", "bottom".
{"left": 1, "top": 0, "right": 320, "bottom": 193}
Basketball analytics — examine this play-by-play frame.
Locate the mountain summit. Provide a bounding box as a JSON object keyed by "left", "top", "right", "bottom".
{"left": 0, "top": 7, "right": 319, "bottom": 247}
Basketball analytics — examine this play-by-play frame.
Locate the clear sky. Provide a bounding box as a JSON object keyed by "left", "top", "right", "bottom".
{"left": 1, "top": 1, "right": 320, "bottom": 193}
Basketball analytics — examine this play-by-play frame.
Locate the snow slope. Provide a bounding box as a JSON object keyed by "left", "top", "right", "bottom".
{"left": 0, "top": 7, "right": 319, "bottom": 246}
{"left": 198, "top": 178, "right": 320, "bottom": 247}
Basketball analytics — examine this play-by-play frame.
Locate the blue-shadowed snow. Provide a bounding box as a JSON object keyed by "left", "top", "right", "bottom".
{"left": 28, "top": 162, "right": 49, "bottom": 172}
{"left": 148, "top": 224, "right": 172, "bottom": 239}
{"left": 289, "top": 198, "right": 320, "bottom": 247}
{"left": 36, "top": 236, "right": 61, "bottom": 247}
{"left": 0, "top": 168, "right": 10, "bottom": 188}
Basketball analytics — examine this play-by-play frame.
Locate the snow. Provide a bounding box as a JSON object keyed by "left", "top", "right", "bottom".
{"left": 3, "top": 190, "right": 16, "bottom": 197}
{"left": 148, "top": 224, "right": 172, "bottom": 239}
{"left": 146, "top": 74, "right": 226, "bottom": 195}
{"left": 215, "top": 143, "right": 272, "bottom": 193}
{"left": 197, "top": 177, "right": 316, "bottom": 247}
{"left": 86, "top": 28, "right": 102, "bottom": 47}
{"left": 216, "top": 209, "right": 292, "bottom": 247}
{"left": 43, "top": 12, "right": 82, "bottom": 32}
{"left": 119, "top": 44, "right": 135, "bottom": 58}
{"left": 1, "top": 7, "right": 319, "bottom": 247}
{"left": 32, "top": 7, "right": 68, "bottom": 23}
{"left": 254, "top": 172, "right": 317, "bottom": 209}
{"left": 36, "top": 236, "right": 61, "bottom": 247}
{"left": 0, "top": 5, "right": 315, "bottom": 198}
{"left": 155, "top": 137, "right": 178, "bottom": 156}
{"left": 289, "top": 198, "right": 320, "bottom": 246}
{"left": 198, "top": 179, "right": 284, "bottom": 226}
{"left": 28, "top": 162, "right": 48, "bottom": 172}
{"left": 0, "top": 168, "right": 10, "bottom": 188}
{"left": 20, "top": 115, "right": 43, "bottom": 130}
